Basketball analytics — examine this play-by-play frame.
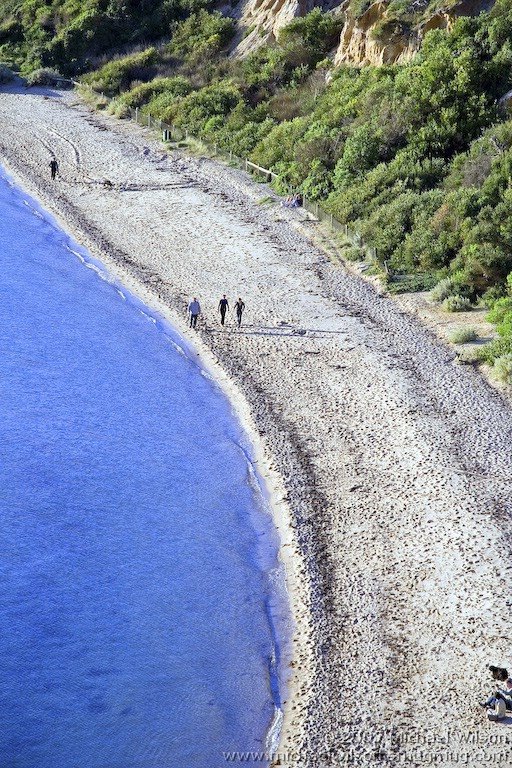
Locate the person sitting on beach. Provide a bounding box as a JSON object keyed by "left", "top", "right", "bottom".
{"left": 281, "top": 196, "right": 293, "bottom": 208}
{"left": 480, "top": 668, "right": 512, "bottom": 720}
{"left": 188, "top": 297, "right": 201, "bottom": 329}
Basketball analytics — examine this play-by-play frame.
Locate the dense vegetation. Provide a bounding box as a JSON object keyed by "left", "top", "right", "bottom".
{"left": 3, "top": 0, "right": 512, "bottom": 376}
{"left": 0, "top": 0, "right": 214, "bottom": 74}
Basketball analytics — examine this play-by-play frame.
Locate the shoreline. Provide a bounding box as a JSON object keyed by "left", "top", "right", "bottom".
{"left": 0, "top": 163, "right": 293, "bottom": 762}
{"left": 0, "top": 126, "right": 315, "bottom": 758}
{"left": 3, "top": 84, "right": 512, "bottom": 767}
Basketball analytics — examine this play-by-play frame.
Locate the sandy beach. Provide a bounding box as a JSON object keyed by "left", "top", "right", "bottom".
{"left": 2, "top": 83, "right": 512, "bottom": 767}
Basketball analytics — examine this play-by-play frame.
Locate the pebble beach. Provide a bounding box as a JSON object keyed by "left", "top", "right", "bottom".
{"left": 1, "top": 82, "right": 512, "bottom": 767}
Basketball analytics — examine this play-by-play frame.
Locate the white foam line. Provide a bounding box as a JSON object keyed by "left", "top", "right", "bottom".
{"left": 138, "top": 309, "right": 157, "bottom": 323}
{"left": 265, "top": 706, "right": 284, "bottom": 754}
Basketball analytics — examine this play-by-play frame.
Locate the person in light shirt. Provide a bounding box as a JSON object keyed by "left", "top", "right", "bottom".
{"left": 188, "top": 297, "right": 201, "bottom": 329}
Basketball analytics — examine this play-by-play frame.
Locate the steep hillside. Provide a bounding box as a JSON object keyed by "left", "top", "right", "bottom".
{"left": 0, "top": 0, "right": 495, "bottom": 73}
{"left": 0, "top": 0, "right": 215, "bottom": 74}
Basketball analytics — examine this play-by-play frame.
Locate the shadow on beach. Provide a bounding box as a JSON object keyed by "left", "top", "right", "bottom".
{"left": 0, "top": 77, "right": 66, "bottom": 99}
{"left": 206, "top": 324, "right": 348, "bottom": 339}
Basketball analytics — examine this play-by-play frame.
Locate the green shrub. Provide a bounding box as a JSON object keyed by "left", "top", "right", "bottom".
{"left": 478, "top": 335, "right": 512, "bottom": 363}
{"left": 385, "top": 273, "right": 439, "bottom": 294}
{"left": 448, "top": 327, "right": 478, "bottom": 344}
{"left": 496, "top": 311, "right": 512, "bottom": 337}
{"left": 171, "top": 81, "right": 241, "bottom": 136}
{"left": 278, "top": 9, "right": 342, "bottom": 70}
{"left": 251, "top": 117, "right": 309, "bottom": 171}
{"left": 430, "top": 277, "right": 458, "bottom": 303}
{"left": 169, "top": 11, "right": 235, "bottom": 64}
{"left": 241, "top": 46, "right": 290, "bottom": 89}
{"left": 120, "top": 77, "right": 192, "bottom": 109}
{"left": 442, "top": 295, "right": 472, "bottom": 312}
{"left": 456, "top": 347, "right": 482, "bottom": 364}
{"left": 107, "top": 98, "right": 131, "bottom": 118}
{"left": 486, "top": 296, "right": 512, "bottom": 324}
{"left": 481, "top": 284, "right": 507, "bottom": 308}
{"left": 492, "top": 352, "right": 512, "bottom": 383}
{"left": 350, "top": 0, "right": 372, "bottom": 17}
{"left": 25, "top": 67, "right": 63, "bottom": 86}
{"left": 82, "top": 48, "right": 158, "bottom": 96}
{"left": 343, "top": 246, "right": 366, "bottom": 261}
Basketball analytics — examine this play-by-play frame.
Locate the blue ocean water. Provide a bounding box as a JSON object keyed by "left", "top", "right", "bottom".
{"left": 0, "top": 169, "right": 289, "bottom": 768}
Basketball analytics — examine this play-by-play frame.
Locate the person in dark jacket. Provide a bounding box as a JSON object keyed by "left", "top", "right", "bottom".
{"left": 218, "top": 295, "right": 229, "bottom": 326}
{"left": 234, "top": 298, "right": 245, "bottom": 328}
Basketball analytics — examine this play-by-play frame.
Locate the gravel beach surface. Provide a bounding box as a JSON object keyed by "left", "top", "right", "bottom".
{"left": 1, "top": 84, "right": 512, "bottom": 767}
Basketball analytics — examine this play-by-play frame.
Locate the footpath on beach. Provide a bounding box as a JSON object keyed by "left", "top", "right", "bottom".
{"left": 1, "top": 84, "right": 512, "bottom": 767}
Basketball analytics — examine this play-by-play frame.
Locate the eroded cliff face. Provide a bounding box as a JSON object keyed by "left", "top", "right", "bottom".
{"left": 334, "top": 1, "right": 417, "bottom": 67}
{"left": 232, "top": 0, "right": 320, "bottom": 58}
{"left": 231, "top": 0, "right": 494, "bottom": 66}
{"left": 334, "top": 0, "right": 494, "bottom": 67}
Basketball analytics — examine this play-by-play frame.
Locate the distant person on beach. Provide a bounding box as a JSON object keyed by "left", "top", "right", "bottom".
{"left": 218, "top": 295, "right": 229, "bottom": 326}
{"left": 281, "top": 194, "right": 303, "bottom": 209}
{"left": 234, "top": 298, "right": 245, "bottom": 328}
{"left": 49, "top": 159, "right": 58, "bottom": 180}
{"left": 188, "top": 297, "right": 201, "bottom": 329}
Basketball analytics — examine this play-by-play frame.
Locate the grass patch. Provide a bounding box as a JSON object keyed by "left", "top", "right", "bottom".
{"left": 448, "top": 327, "right": 478, "bottom": 344}
{"left": 456, "top": 347, "right": 481, "bottom": 365}
{"left": 442, "top": 295, "right": 472, "bottom": 312}
{"left": 386, "top": 272, "right": 439, "bottom": 294}
{"left": 492, "top": 353, "right": 512, "bottom": 384}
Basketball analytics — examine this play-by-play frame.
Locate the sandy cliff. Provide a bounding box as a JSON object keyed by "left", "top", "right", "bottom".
{"left": 232, "top": 0, "right": 494, "bottom": 66}
{"left": 232, "top": 0, "right": 321, "bottom": 57}
{"left": 335, "top": 0, "right": 495, "bottom": 66}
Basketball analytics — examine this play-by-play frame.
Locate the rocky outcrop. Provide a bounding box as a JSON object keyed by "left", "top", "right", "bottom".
{"left": 231, "top": 0, "right": 495, "bottom": 66}
{"left": 334, "top": 0, "right": 494, "bottom": 67}
{"left": 231, "top": 0, "right": 320, "bottom": 57}
{"left": 334, "top": 1, "right": 418, "bottom": 67}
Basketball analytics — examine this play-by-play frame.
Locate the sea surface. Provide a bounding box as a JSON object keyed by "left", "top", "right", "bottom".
{"left": 0, "top": 169, "right": 289, "bottom": 767}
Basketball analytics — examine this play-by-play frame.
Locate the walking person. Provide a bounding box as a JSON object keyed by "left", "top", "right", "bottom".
{"left": 218, "top": 295, "right": 229, "bottom": 326}
{"left": 49, "top": 159, "right": 59, "bottom": 180}
{"left": 234, "top": 297, "right": 245, "bottom": 328}
{"left": 188, "top": 297, "right": 201, "bottom": 329}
